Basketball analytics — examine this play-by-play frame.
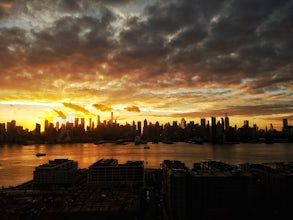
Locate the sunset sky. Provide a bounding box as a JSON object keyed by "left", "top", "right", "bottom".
{"left": 0, "top": 0, "right": 292, "bottom": 131}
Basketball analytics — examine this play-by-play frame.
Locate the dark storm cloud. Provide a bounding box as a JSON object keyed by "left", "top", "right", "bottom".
{"left": 209, "top": 104, "right": 293, "bottom": 116}
{"left": 98, "top": 0, "right": 135, "bottom": 5}
{"left": 170, "top": 104, "right": 293, "bottom": 118}
{"left": 0, "top": 27, "right": 28, "bottom": 70}
{"left": 198, "top": 0, "right": 293, "bottom": 84}
{"left": 0, "top": 2, "right": 119, "bottom": 86}
{"left": 28, "top": 8, "right": 117, "bottom": 65}
{"left": 0, "top": 0, "right": 14, "bottom": 5}
{"left": 256, "top": 1, "right": 293, "bottom": 41}
{"left": 57, "top": 0, "right": 81, "bottom": 12}
{"left": 110, "top": 0, "right": 292, "bottom": 91}
{"left": 0, "top": 7, "right": 7, "bottom": 18}
{"left": 53, "top": 0, "right": 136, "bottom": 13}
{"left": 204, "top": 0, "right": 287, "bottom": 52}
{"left": 0, "top": 0, "right": 292, "bottom": 98}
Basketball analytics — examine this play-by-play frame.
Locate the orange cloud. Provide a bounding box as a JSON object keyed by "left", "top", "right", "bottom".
{"left": 124, "top": 105, "right": 140, "bottom": 112}
{"left": 92, "top": 103, "right": 113, "bottom": 112}
{"left": 63, "top": 102, "right": 92, "bottom": 115}
{"left": 53, "top": 109, "right": 66, "bottom": 119}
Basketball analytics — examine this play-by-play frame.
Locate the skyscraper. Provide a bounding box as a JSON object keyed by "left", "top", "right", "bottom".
{"left": 80, "top": 118, "right": 85, "bottom": 129}
{"left": 55, "top": 121, "right": 59, "bottom": 131}
{"left": 224, "top": 113, "right": 229, "bottom": 131}
{"left": 35, "top": 123, "right": 41, "bottom": 135}
{"left": 200, "top": 118, "right": 206, "bottom": 128}
{"left": 137, "top": 121, "right": 142, "bottom": 135}
{"left": 74, "top": 118, "right": 79, "bottom": 128}
{"left": 283, "top": 119, "right": 288, "bottom": 129}
{"left": 181, "top": 118, "right": 186, "bottom": 128}
{"left": 89, "top": 118, "right": 92, "bottom": 129}
{"left": 44, "top": 119, "right": 49, "bottom": 131}
{"left": 211, "top": 117, "right": 216, "bottom": 142}
{"left": 97, "top": 115, "right": 101, "bottom": 126}
{"left": 244, "top": 120, "right": 249, "bottom": 127}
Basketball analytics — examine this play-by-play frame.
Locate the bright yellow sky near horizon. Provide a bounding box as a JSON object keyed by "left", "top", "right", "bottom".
{"left": 0, "top": 101, "right": 288, "bottom": 132}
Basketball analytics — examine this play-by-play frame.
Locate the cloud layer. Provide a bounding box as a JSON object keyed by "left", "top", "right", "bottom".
{"left": 0, "top": 0, "right": 292, "bottom": 127}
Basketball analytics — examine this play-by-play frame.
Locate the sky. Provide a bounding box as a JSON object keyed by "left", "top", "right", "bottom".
{"left": 0, "top": 0, "right": 292, "bottom": 131}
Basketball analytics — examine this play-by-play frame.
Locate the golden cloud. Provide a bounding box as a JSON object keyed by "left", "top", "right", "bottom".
{"left": 124, "top": 105, "right": 140, "bottom": 112}
{"left": 53, "top": 109, "right": 66, "bottom": 119}
{"left": 92, "top": 103, "right": 113, "bottom": 112}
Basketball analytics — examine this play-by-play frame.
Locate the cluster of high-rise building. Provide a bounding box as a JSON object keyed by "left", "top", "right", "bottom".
{"left": 0, "top": 113, "right": 292, "bottom": 144}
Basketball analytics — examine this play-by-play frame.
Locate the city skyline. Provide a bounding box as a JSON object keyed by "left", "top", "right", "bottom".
{"left": 1, "top": 112, "right": 292, "bottom": 133}
{"left": 0, "top": 0, "right": 292, "bottom": 132}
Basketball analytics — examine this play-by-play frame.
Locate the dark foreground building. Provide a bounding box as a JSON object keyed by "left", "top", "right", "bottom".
{"left": 88, "top": 158, "right": 144, "bottom": 185}
{"left": 162, "top": 159, "right": 293, "bottom": 220}
{"left": 2, "top": 158, "right": 293, "bottom": 219}
{"left": 33, "top": 158, "right": 83, "bottom": 188}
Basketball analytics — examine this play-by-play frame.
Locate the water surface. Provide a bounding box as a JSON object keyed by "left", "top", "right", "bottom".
{"left": 1, "top": 142, "right": 293, "bottom": 187}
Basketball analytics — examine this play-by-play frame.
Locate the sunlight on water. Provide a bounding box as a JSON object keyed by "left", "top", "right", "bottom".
{"left": 1, "top": 142, "right": 293, "bottom": 188}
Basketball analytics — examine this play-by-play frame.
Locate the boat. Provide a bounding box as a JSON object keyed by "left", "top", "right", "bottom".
{"left": 134, "top": 136, "right": 141, "bottom": 145}
{"left": 162, "top": 140, "right": 174, "bottom": 144}
{"left": 36, "top": 153, "right": 46, "bottom": 157}
{"left": 144, "top": 145, "right": 150, "bottom": 149}
{"left": 94, "top": 140, "right": 107, "bottom": 145}
{"left": 115, "top": 139, "right": 128, "bottom": 145}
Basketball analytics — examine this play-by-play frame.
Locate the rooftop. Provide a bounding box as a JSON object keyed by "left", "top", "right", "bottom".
{"left": 36, "top": 158, "right": 75, "bottom": 169}
{"left": 90, "top": 158, "right": 144, "bottom": 168}
{"left": 162, "top": 160, "right": 188, "bottom": 170}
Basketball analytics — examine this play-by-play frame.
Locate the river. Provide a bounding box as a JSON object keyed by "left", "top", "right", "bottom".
{"left": 1, "top": 142, "right": 293, "bottom": 188}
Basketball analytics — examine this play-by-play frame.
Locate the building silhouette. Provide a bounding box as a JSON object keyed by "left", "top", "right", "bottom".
{"left": 0, "top": 115, "right": 292, "bottom": 144}
{"left": 33, "top": 159, "right": 80, "bottom": 188}
{"left": 88, "top": 159, "right": 144, "bottom": 185}
{"left": 162, "top": 159, "right": 293, "bottom": 219}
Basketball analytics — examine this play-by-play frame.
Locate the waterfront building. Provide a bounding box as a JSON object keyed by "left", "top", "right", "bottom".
{"left": 33, "top": 159, "right": 79, "bottom": 188}
{"left": 88, "top": 158, "right": 144, "bottom": 184}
